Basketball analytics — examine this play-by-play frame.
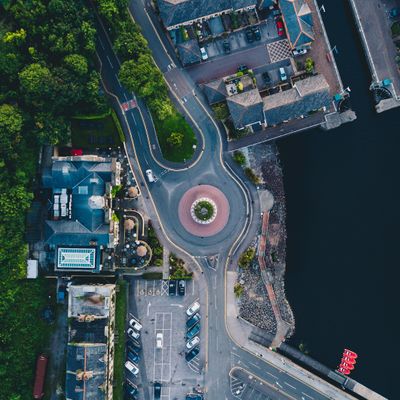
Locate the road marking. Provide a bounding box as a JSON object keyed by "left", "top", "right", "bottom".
{"left": 275, "top": 381, "right": 283, "bottom": 388}
{"left": 147, "top": 302, "right": 151, "bottom": 316}
{"left": 284, "top": 381, "right": 296, "bottom": 390}
{"left": 170, "top": 304, "right": 183, "bottom": 308}
{"left": 106, "top": 55, "right": 113, "bottom": 68}
{"left": 265, "top": 371, "right": 278, "bottom": 379}
{"left": 214, "top": 292, "right": 217, "bottom": 310}
{"left": 249, "top": 362, "right": 261, "bottom": 370}
{"left": 115, "top": 74, "right": 122, "bottom": 87}
{"left": 301, "top": 393, "right": 314, "bottom": 400}
{"left": 98, "top": 37, "right": 105, "bottom": 50}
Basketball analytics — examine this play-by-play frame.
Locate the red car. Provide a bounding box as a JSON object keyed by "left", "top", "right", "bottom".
{"left": 276, "top": 19, "right": 284, "bottom": 36}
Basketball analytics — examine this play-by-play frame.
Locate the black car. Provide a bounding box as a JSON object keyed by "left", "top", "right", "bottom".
{"left": 252, "top": 26, "right": 261, "bottom": 41}
{"left": 245, "top": 27, "right": 254, "bottom": 43}
{"left": 154, "top": 381, "right": 162, "bottom": 399}
{"left": 168, "top": 280, "right": 177, "bottom": 296}
{"left": 185, "top": 346, "right": 200, "bottom": 362}
{"left": 124, "top": 381, "right": 138, "bottom": 399}
{"left": 237, "top": 64, "right": 248, "bottom": 73}
{"left": 222, "top": 40, "right": 231, "bottom": 53}
{"left": 178, "top": 280, "right": 186, "bottom": 296}
{"left": 127, "top": 350, "right": 140, "bottom": 363}
{"left": 127, "top": 338, "right": 141, "bottom": 351}
{"left": 262, "top": 72, "right": 271, "bottom": 85}
{"left": 186, "top": 313, "right": 201, "bottom": 329}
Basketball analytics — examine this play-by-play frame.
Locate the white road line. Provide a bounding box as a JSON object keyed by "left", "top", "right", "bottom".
{"left": 106, "top": 55, "right": 113, "bottom": 68}
{"left": 265, "top": 371, "right": 278, "bottom": 379}
{"left": 214, "top": 292, "right": 217, "bottom": 310}
{"left": 301, "top": 392, "right": 314, "bottom": 400}
{"left": 115, "top": 74, "right": 122, "bottom": 87}
{"left": 147, "top": 302, "right": 151, "bottom": 316}
{"left": 98, "top": 38, "right": 105, "bottom": 50}
{"left": 130, "top": 112, "right": 137, "bottom": 126}
{"left": 124, "top": 93, "right": 128, "bottom": 102}
{"left": 249, "top": 362, "right": 261, "bottom": 370}
{"left": 275, "top": 381, "right": 283, "bottom": 388}
{"left": 192, "top": 280, "right": 195, "bottom": 295}
{"left": 284, "top": 381, "right": 296, "bottom": 390}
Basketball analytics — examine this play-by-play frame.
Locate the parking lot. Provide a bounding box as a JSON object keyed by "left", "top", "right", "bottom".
{"left": 126, "top": 277, "right": 205, "bottom": 399}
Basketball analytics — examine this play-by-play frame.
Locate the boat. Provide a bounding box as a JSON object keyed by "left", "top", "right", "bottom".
{"left": 343, "top": 349, "right": 358, "bottom": 359}
{"left": 338, "top": 366, "right": 351, "bottom": 375}
{"left": 340, "top": 362, "right": 355, "bottom": 370}
{"left": 342, "top": 356, "right": 356, "bottom": 365}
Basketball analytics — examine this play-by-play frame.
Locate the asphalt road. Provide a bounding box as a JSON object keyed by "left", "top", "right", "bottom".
{"left": 94, "top": 3, "right": 354, "bottom": 399}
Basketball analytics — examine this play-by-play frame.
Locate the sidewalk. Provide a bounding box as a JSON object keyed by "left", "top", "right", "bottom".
{"left": 226, "top": 271, "right": 358, "bottom": 400}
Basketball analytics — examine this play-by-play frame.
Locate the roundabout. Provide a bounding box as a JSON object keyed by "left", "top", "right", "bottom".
{"left": 178, "top": 185, "right": 230, "bottom": 237}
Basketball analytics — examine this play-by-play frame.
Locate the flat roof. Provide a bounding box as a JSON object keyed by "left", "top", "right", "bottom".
{"left": 57, "top": 247, "right": 96, "bottom": 269}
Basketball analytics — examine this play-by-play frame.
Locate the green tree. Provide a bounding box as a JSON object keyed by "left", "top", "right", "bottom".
{"left": 305, "top": 57, "right": 315, "bottom": 74}
{"left": 167, "top": 131, "right": 184, "bottom": 147}
{"left": 147, "top": 96, "right": 173, "bottom": 121}
{"left": 98, "top": 0, "right": 118, "bottom": 22}
{"left": 33, "top": 113, "right": 70, "bottom": 145}
{"left": 233, "top": 150, "right": 246, "bottom": 165}
{"left": 238, "top": 247, "right": 256, "bottom": 269}
{"left": 212, "top": 102, "right": 229, "bottom": 120}
{"left": 18, "top": 63, "right": 53, "bottom": 104}
{"left": 63, "top": 54, "right": 88, "bottom": 76}
{"left": 114, "top": 21, "right": 149, "bottom": 61}
{"left": 0, "top": 104, "right": 23, "bottom": 160}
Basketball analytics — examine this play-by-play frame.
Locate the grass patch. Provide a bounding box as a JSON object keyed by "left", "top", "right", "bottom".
{"left": 152, "top": 110, "right": 197, "bottom": 162}
{"left": 142, "top": 272, "right": 163, "bottom": 280}
{"left": 194, "top": 200, "right": 214, "bottom": 221}
{"left": 391, "top": 21, "right": 400, "bottom": 37}
{"left": 71, "top": 110, "right": 122, "bottom": 149}
{"left": 114, "top": 279, "right": 128, "bottom": 400}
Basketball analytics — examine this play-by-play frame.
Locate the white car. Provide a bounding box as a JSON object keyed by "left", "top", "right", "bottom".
{"left": 186, "top": 336, "right": 200, "bottom": 350}
{"left": 292, "top": 48, "right": 307, "bottom": 56}
{"left": 156, "top": 332, "right": 163, "bottom": 349}
{"left": 186, "top": 301, "right": 200, "bottom": 317}
{"left": 127, "top": 327, "right": 140, "bottom": 340}
{"left": 200, "top": 47, "right": 208, "bottom": 61}
{"left": 279, "top": 67, "right": 287, "bottom": 81}
{"left": 145, "top": 169, "right": 155, "bottom": 183}
{"left": 129, "top": 318, "right": 143, "bottom": 332}
{"left": 125, "top": 360, "right": 139, "bottom": 375}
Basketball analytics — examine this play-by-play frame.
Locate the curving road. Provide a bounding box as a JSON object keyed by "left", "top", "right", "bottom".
{"left": 94, "top": 2, "right": 357, "bottom": 399}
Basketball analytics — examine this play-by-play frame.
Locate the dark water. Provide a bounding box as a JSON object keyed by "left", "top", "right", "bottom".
{"left": 278, "top": 1, "right": 398, "bottom": 398}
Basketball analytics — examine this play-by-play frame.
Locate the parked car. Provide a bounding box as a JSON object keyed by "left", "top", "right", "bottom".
{"left": 292, "top": 48, "right": 307, "bottom": 56}
{"left": 127, "top": 339, "right": 141, "bottom": 351}
{"left": 186, "top": 301, "right": 200, "bottom": 316}
{"left": 200, "top": 47, "right": 208, "bottom": 60}
{"left": 279, "top": 67, "right": 287, "bottom": 81}
{"left": 154, "top": 382, "right": 162, "bottom": 399}
{"left": 129, "top": 318, "right": 143, "bottom": 332}
{"left": 168, "top": 280, "right": 177, "bottom": 296}
{"left": 127, "top": 327, "right": 140, "bottom": 340}
{"left": 276, "top": 19, "right": 284, "bottom": 36}
{"left": 245, "top": 27, "right": 254, "bottom": 43}
{"left": 125, "top": 380, "right": 138, "bottom": 396}
{"left": 186, "top": 313, "right": 201, "bottom": 329}
{"left": 186, "top": 336, "right": 200, "bottom": 350}
{"left": 127, "top": 350, "right": 140, "bottom": 363}
{"left": 156, "top": 332, "right": 163, "bottom": 349}
{"left": 178, "top": 280, "right": 186, "bottom": 296}
{"left": 186, "top": 323, "right": 201, "bottom": 340}
{"left": 252, "top": 26, "right": 261, "bottom": 41}
{"left": 185, "top": 346, "right": 200, "bottom": 362}
{"left": 389, "top": 7, "right": 400, "bottom": 18}
{"left": 262, "top": 72, "right": 271, "bottom": 85}
{"left": 124, "top": 384, "right": 137, "bottom": 400}
{"left": 237, "top": 64, "right": 248, "bottom": 73}
{"left": 125, "top": 361, "right": 139, "bottom": 375}
{"left": 145, "top": 169, "right": 155, "bottom": 183}
{"left": 272, "top": 8, "right": 282, "bottom": 17}
{"left": 222, "top": 40, "right": 231, "bottom": 53}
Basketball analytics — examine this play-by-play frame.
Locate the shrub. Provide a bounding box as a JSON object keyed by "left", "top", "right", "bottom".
{"left": 244, "top": 167, "right": 260, "bottom": 184}
{"left": 238, "top": 247, "right": 256, "bottom": 269}
{"left": 233, "top": 151, "right": 246, "bottom": 165}
{"left": 234, "top": 283, "right": 244, "bottom": 297}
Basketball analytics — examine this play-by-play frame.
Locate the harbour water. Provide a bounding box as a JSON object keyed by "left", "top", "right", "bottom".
{"left": 279, "top": 0, "right": 398, "bottom": 397}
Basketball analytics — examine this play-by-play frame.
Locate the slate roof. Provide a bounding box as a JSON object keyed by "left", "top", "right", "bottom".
{"left": 158, "top": 0, "right": 257, "bottom": 28}
{"left": 202, "top": 79, "right": 227, "bottom": 104}
{"left": 279, "top": 0, "right": 314, "bottom": 48}
{"left": 65, "top": 344, "right": 108, "bottom": 400}
{"left": 177, "top": 39, "right": 201, "bottom": 66}
{"left": 263, "top": 74, "right": 331, "bottom": 126}
{"left": 226, "top": 89, "right": 264, "bottom": 129}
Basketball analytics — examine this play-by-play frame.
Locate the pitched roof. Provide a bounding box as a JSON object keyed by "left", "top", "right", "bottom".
{"left": 65, "top": 344, "right": 107, "bottom": 400}
{"left": 263, "top": 74, "right": 331, "bottom": 126}
{"left": 279, "top": 0, "right": 314, "bottom": 48}
{"left": 202, "top": 79, "right": 227, "bottom": 104}
{"left": 226, "top": 89, "right": 264, "bottom": 129}
{"left": 158, "top": 0, "right": 256, "bottom": 28}
{"left": 177, "top": 39, "right": 201, "bottom": 66}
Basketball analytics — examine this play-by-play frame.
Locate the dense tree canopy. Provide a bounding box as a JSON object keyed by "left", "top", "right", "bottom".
{"left": 0, "top": 1, "right": 108, "bottom": 398}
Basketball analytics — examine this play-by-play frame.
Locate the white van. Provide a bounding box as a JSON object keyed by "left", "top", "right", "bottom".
{"left": 279, "top": 67, "right": 287, "bottom": 81}
{"left": 145, "top": 169, "right": 155, "bottom": 183}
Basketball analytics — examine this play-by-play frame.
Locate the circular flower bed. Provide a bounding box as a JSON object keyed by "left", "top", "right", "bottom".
{"left": 194, "top": 200, "right": 214, "bottom": 221}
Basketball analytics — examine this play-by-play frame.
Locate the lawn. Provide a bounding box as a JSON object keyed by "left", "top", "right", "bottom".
{"left": 152, "top": 109, "right": 197, "bottom": 163}
{"left": 114, "top": 279, "right": 128, "bottom": 400}
{"left": 71, "top": 110, "right": 124, "bottom": 149}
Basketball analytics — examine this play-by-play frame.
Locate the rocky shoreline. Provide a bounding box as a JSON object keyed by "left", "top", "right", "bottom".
{"left": 237, "top": 143, "right": 295, "bottom": 341}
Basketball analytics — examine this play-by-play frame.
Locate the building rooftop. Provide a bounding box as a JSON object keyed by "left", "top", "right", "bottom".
{"left": 177, "top": 39, "right": 201, "bottom": 66}
{"left": 69, "top": 319, "right": 108, "bottom": 344}
{"left": 65, "top": 343, "right": 108, "bottom": 400}
{"left": 158, "top": 0, "right": 257, "bottom": 29}
{"left": 279, "top": 0, "right": 314, "bottom": 48}
{"left": 68, "top": 284, "right": 115, "bottom": 318}
{"left": 227, "top": 88, "right": 264, "bottom": 129}
{"left": 202, "top": 79, "right": 227, "bottom": 104}
{"left": 263, "top": 74, "right": 331, "bottom": 125}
